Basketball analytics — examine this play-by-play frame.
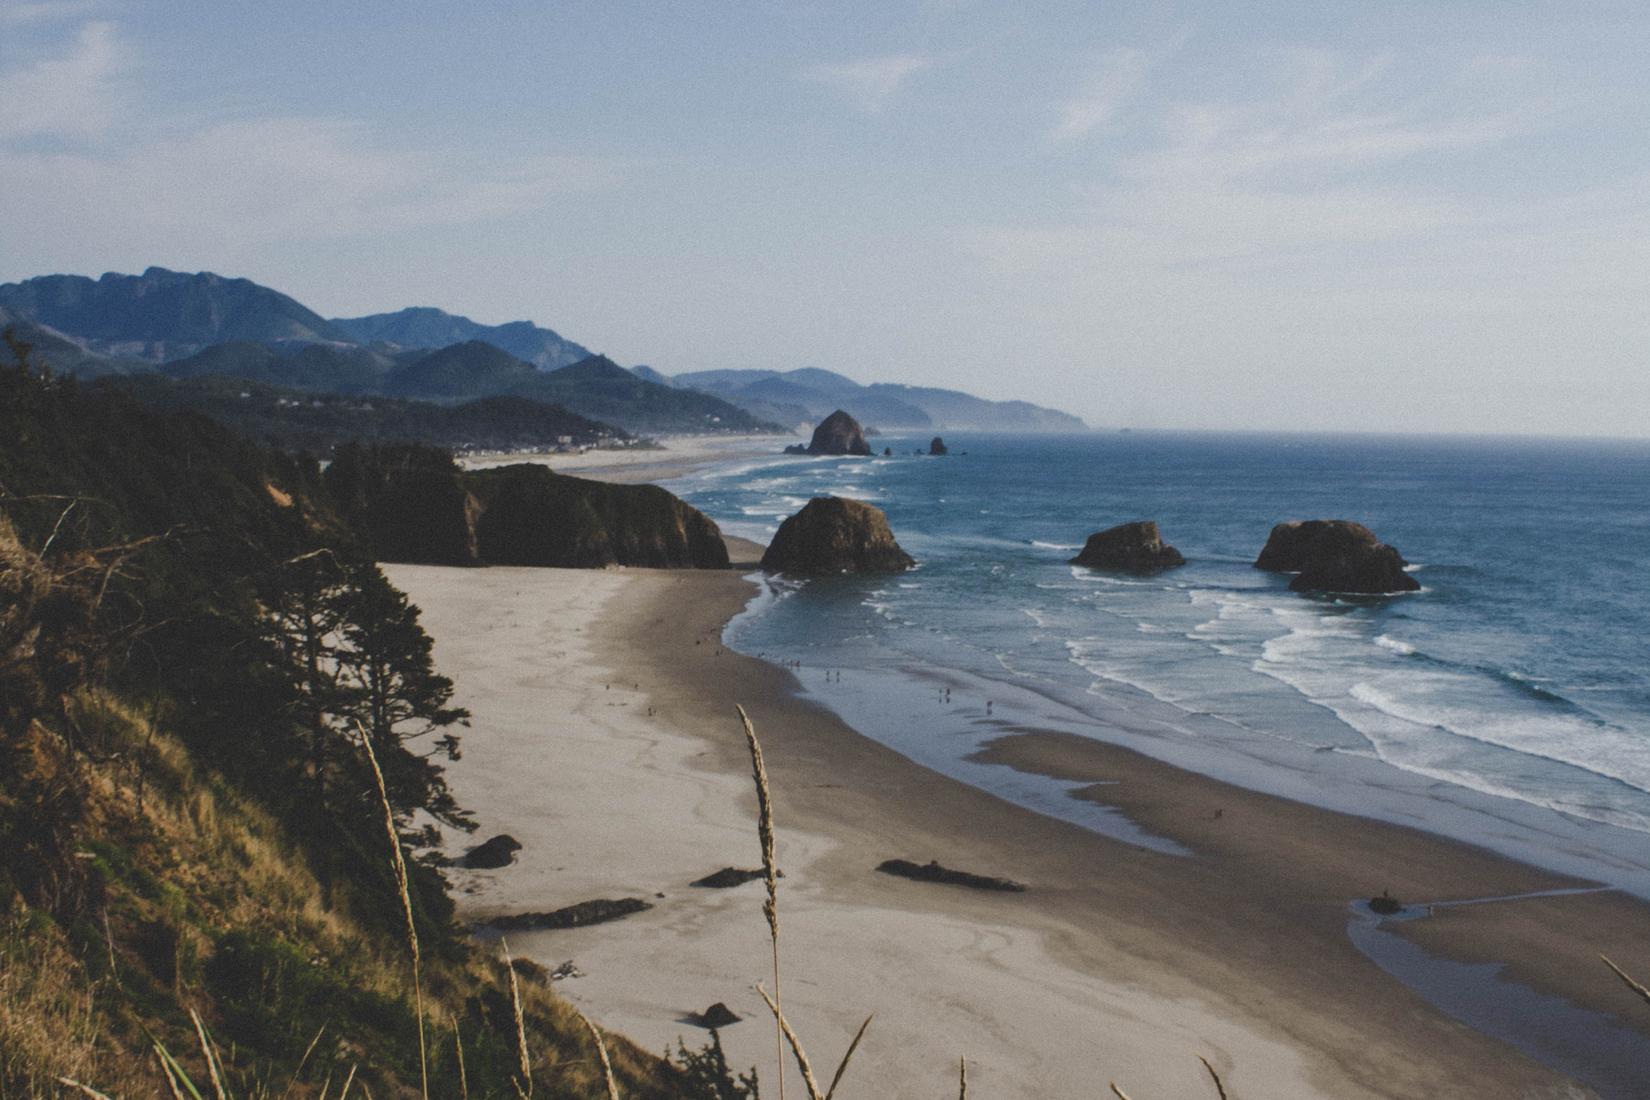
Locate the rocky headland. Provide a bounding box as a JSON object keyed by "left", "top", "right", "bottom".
{"left": 327, "top": 442, "right": 730, "bottom": 569}
{"left": 760, "top": 496, "right": 915, "bottom": 574}
{"left": 1255, "top": 519, "right": 1419, "bottom": 594}
{"left": 1070, "top": 520, "right": 1185, "bottom": 574}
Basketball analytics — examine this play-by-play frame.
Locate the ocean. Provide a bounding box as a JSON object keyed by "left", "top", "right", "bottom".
{"left": 666, "top": 431, "right": 1650, "bottom": 898}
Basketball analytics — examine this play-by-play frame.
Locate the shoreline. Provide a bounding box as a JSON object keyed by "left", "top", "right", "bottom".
{"left": 387, "top": 561, "right": 1650, "bottom": 1099}
{"left": 461, "top": 432, "right": 787, "bottom": 485}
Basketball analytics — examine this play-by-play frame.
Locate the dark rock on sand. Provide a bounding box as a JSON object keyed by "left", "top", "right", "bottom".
{"left": 460, "top": 834, "right": 523, "bottom": 869}
{"left": 804, "top": 409, "right": 872, "bottom": 456}
{"left": 761, "top": 496, "right": 915, "bottom": 575}
{"left": 929, "top": 436, "right": 948, "bottom": 456}
{"left": 877, "top": 859, "right": 1026, "bottom": 893}
{"left": 1256, "top": 520, "right": 1419, "bottom": 594}
{"left": 480, "top": 897, "right": 652, "bottom": 932}
{"left": 692, "top": 867, "right": 771, "bottom": 889}
{"left": 690, "top": 1002, "right": 742, "bottom": 1029}
{"left": 1071, "top": 520, "right": 1185, "bottom": 574}
{"left": 1369, "top": 891, "right": 1403, "bottom": 915}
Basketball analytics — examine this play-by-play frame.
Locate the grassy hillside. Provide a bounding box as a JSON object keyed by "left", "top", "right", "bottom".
{"left": 0, "top": 348, "right": 727, "bottom": 1098}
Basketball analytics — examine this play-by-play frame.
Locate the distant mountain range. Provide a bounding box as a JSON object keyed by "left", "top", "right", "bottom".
{"left": 331, "top": 307, "right": 591, "bottom": 370}
{"left": 659, "top": 367, "right": 1087, "bottom": 432}
{"left": 0, "top": 266, "right": 1087, "bottom": 435}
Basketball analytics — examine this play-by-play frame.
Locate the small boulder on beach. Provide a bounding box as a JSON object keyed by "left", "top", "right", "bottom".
{"left": 460, "top": 834, "right": 522, "bottom": 869}
{"left": 692, "top": 867, "right": 775, "bottom": 888}
{"left": 1070, "top": 520, "right": 1185, "bottom": 574}
{"left": 1369, "top": 891, "right": 1404, "bottom": 915}
{"left": 478, "top": 897, "right": 652, "bottom": 932}
{"left": 690, "top": 1002, "right": 743, "bottom": 1029}
{"left": 877, "top": 858, "right": 1026, "bottom": 893}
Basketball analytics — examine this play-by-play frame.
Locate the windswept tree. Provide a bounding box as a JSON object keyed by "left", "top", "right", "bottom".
{"left": 335, "top": 560, "right": 470, "bottom": 845}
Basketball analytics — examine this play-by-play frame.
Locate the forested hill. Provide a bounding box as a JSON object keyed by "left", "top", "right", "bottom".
{"left": 110, "top": 372, "right": 633, "bottom": 454}
{"left": 0, "top": 352, "right": 723, "bottom": 1095}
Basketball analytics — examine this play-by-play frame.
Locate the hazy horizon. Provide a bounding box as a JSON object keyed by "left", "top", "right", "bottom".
{"left": 3, "top": 2, "right": 1646, "bottom": 438}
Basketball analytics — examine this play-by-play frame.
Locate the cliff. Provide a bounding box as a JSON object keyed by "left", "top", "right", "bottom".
{"left": 328, "top": 443, "right": 730, "bottom": 569}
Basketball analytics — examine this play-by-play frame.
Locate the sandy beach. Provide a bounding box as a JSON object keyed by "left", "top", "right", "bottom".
{"left": 462, "top": 433, "right": 785, "bottom": 485}
{"left": 385, "top": 554, "right": 1650, "bottom": 1100}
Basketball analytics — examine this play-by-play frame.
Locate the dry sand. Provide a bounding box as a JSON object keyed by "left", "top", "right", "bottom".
{"left": 462, "top": 433, "right": 784, "bottom": 485}
{"left": 386, "top": 560, "right": 1650, "bottom": 1100}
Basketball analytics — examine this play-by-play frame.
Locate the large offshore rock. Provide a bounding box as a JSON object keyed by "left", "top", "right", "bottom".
{"left": 1255, "top": 520, "right": 1419, "bottom": 594}
{"left": 1070, "top": 520, "right": 1185, "bottom": 574}
{"left": 760, "top": 496, "right": 915, "bottom": 575}
{"left": 804, "top": 409, "right": 872, "bottom": 456}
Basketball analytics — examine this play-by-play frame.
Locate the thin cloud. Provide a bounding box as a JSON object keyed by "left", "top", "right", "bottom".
{"left": 799, "top": 53, "right": 936, "bottom": 114}
{"left": 0, "top": 0, "right": 105, "bottom": 25}
{"left": 0, "top": 19, "right": 121, "bottom": 139}
{"left": 1050, "top": 47, "right": 1151, "bottom": 144}
{"left": 0, "top": 19, "right": 629, "bottom": 253}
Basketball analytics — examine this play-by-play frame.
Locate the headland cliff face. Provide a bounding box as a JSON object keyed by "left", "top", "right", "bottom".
{"left": 327, "top": 443, "right": 729, "bottom": 569}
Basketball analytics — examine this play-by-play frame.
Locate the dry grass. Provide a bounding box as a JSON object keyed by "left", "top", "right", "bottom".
{"left": 1601, "top": 955, "right": 1650, "bottom": 1010}
{"left": 738, "top": 707, "right": 872, "bottom": 1100}
{"left": 355, "top": 723, "right": 428, "bottom": 1100}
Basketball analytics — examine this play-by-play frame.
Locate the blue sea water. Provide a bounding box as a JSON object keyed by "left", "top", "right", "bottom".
{"left": 666, "top": 431, "right": 1650, "bottom": 897}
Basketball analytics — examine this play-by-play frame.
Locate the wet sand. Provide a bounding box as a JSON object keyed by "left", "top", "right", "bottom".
{"left": 387, "top": 561, "right": 1650, "bottom": 1099}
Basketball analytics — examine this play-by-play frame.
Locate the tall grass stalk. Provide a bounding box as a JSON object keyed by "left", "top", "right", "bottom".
{"left": 502, "top": 937, "right": 532, "bottom": 1096}
{"left": 1601, "top": 955, "right": 1650, "bottom": 1008}
{"left": 575, "top": 1007, "right": 622, "bottom": 1100}
{"left": 957, "top": 1056, "right": 967, "bottom": 1099}
{"left": 454, "top": 1018, "right": 470, "bottom": 1100}
{"left": 739, "top": 708, "right": 873, "bottom": 1100}
{"left": 736, "top": 705, "right": 784, "bottom": 1100}
{"left": 357, "top": 723, "right": 429, "bottom": 1100}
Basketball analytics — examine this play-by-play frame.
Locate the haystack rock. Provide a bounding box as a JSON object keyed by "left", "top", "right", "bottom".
{"left": 929, "top": 436, "right": 948, "bottom": 455}
{"left": 760, "top": 496, "right": 915, "bottom": 574}
{"left": 1255, "top": 520, "right": 1419, "bottom": 594}
{"left": 804, "top": 409, "right": 872, "bottom": 456}
{"left": 1071, "top": 521, "right": 1185, "bottom": 574}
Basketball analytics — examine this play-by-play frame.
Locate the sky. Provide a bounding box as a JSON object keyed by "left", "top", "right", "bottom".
{"left": 1, "top": 1, "right": 1647, "bottom": 436}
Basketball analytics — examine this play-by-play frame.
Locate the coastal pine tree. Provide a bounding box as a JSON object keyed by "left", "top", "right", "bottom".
{"left": 335, "top": 560, "right": 471, "bottom": 845}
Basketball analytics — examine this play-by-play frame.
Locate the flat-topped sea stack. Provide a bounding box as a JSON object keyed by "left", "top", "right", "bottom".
{"left": 761, "top": 496, "right": 915, "bottom": 575}
{"left": 802, "top": 409, "right": 872, "bottom": 456}
{"left": 1256, "top": 520, "right": 1419, "bottom": 594}
{"left": 1071, "top": 521, "right": 1185, "bottom": 574}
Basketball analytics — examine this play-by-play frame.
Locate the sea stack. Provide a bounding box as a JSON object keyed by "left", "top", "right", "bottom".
{"left": 802, "top": 409, "right": 873, "bottom": 456}
{"left": 760, "top": 496, "right": 915, "bottom": 574}
{"left": 1255, "top": 520, "right": 1419, "bottom": 594}
{"left": 1070, "top": 521, "right": 1185, "bottom": 574}
{"left": 929, "top": 436, "right": 948, "bottom": 456}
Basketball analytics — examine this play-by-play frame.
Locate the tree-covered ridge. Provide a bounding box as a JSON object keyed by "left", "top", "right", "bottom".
{"left": 109, "top": 372, "right": 631, "bottom": 454}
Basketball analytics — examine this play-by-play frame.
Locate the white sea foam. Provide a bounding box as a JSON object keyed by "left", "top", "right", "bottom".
{"left": 1373, "top": 634, "right": 1416, "bottom": 656}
